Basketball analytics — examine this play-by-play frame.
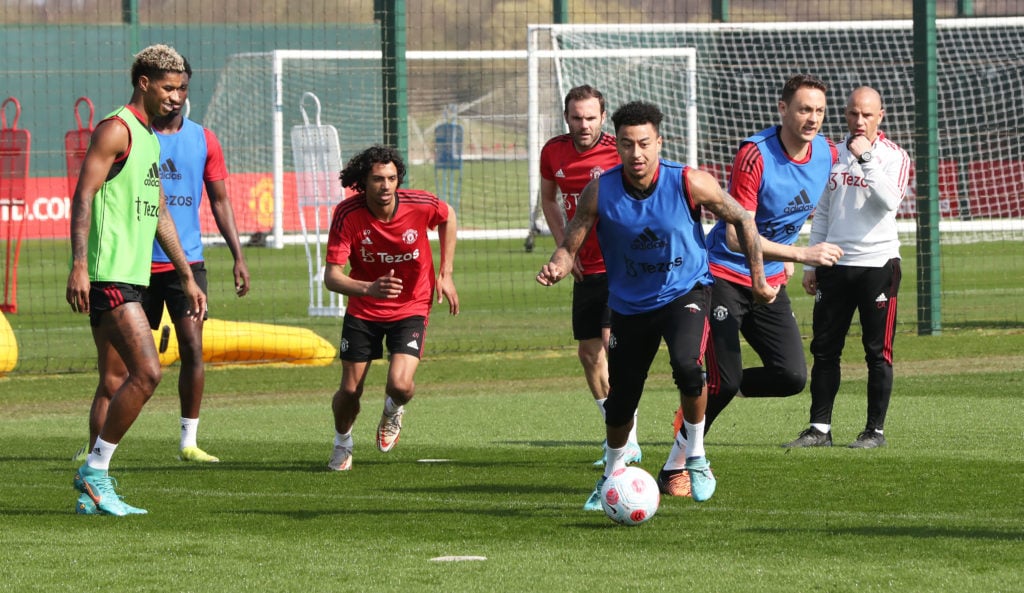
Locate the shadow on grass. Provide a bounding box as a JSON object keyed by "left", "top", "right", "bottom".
{"left": 745, "top": 525, "right": 1024, "bottom": 541}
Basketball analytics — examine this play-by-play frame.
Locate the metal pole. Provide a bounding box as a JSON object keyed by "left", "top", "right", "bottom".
{"left": 375, "top": 0, "right": 409, "bottom": 158}
{"left": 913, "top": 0, "right": 942, "bottom": 334}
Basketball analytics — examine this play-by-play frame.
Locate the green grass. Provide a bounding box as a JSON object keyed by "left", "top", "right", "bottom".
{"left": 2, "top": 233, "right": 1024, "bottom": 591}
{"left": 2, "top": 336, "right": 1023, "bottom": 593}
{"left": 5, "top": 230, "right": 1024, "bottom": 373}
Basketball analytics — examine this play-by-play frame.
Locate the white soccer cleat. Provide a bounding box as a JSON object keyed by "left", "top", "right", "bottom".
{"left": 376, "top": 405, "right": 405, "bottom": 453}
{"left": 327, "top": 443, "right": 353, "bottom": 471}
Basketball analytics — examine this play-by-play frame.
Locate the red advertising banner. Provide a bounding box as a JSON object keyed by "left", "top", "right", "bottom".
{"left": 0, "top": 172, "right": 344, "bottom": 240}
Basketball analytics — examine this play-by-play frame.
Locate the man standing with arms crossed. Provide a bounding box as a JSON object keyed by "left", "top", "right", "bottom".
{"left": 786, "top": 86, "right": 910, "bottom": 449}
{"left": 539, "top": 85, "right": 641, "bottom": 468}
{"left": 67, "top": 44, "right": 205, "bottom": 516}
{"left": 538, "top": 101, "right": 776, "bottom": 509}
{"left": 679, "top": 75, "right": 842, "bottom": 475}
{"left": 324, "top": 145, "right": 459, "bottom": 471}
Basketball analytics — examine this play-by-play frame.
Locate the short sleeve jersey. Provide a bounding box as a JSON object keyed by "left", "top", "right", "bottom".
{"left": 151, "top": 118, "right": 229, "bottom": 266}
{"left": 595, "top": 160, "right": 713, "bottom": 315}
{"left": 706, "top": 126, "right": 835, "bottom": 286}
{"left": 540, "top": 132, "right": 619, "bottom": 275}
{"left": 87, "top": 105, "right": 162, "bottom": 286}
{"left": 326, "top": 189, "right": 449, "bottom": 322}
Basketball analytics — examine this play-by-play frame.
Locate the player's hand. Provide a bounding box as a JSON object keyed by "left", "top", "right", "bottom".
{"left": 537, "top": 250, "right": 572, "bottom": 286}
{"left": 233, "top": 261, "right": 251, "bottom": 297}
{"left": 183, "top": 279, "right": 206, "bottom": 322}
{"left": 784, "top": 261, "right": 795, "bottom": 282}
{"left": 369, "top": 269, "right": 403, "bottom": 299}
{"left": 436, "top": 272, "right": 459, "bottom": 315}
{"left": 66, "top": 265, "right": 91, "bottom": 314}
{"left": 752, "top": 280, "right": 779, "bottom": 305}
{"left": 802, "top": 242, "right": 844, "bottom": 267}
{"left": 847, "top": 134, "right": 872, "bottom": 160}
{"left": 802, "top": 269, "right": 818, "bottom": 296}
{"left": 537, "top": 262, "right": 567, "bottom": 286}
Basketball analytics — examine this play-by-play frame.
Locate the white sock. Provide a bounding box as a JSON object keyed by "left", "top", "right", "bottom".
{"left": 86, "top": 437, "right": 118, "bottom": 471}
{"left": 180, "top": 417, "right": 199, "bottom": 449}
{"left": 812, "top": 423, "right": 830, "bottom": 434}
{"left": 663, "top": 431, "right": 688, "bottom": 471}
{"left": 334, "top": 432, "right": 353, "bottom": 449}
{"left": 628, "top": 409, "right": 639, "bottom": 443}
{"left": 383, "top": 396, "right": 402, "bottom": 415}
{"left": 603, "top": 443, "right": 627, "bottom": 479}
{"left": 683, "top": 419, "right": 706, "bottom": 460}
{"left": 594, "top": 398, "right": 607, "bottom": 420}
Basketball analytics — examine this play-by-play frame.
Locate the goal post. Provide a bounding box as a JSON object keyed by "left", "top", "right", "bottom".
{"left": 526, "top": 28, "right": 698, "bottom": 242}
{"left": 207, "top": 49, "right": 530, "bottom": 249}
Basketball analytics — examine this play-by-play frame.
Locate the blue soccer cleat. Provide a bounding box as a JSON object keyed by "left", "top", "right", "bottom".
{"left": 74, "top": 464, "right": 148, "bottom": 516}
{"left": 685, "top": 456, "right": 717, "bottom": 502}
{"left": 584, "top": 476, "right": 606, "bottom": 511}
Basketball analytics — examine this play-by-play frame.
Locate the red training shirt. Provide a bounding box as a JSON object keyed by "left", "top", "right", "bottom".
{"left": 539, "top": 132, "right": 619, "bottom": 275}
{"left": 326, "top": 189, "right": 449, "bottom": 322}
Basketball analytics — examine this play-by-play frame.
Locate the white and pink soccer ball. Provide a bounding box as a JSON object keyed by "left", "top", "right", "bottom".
{"left": 600, "top": 466, "right": 660, "bottom": 526}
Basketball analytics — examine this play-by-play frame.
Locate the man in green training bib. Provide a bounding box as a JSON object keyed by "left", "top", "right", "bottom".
{"left": 65, "top": 44, "right": 206, "bottom": 517}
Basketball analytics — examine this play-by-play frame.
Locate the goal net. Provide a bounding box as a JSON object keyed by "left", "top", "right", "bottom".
{"left": 527, "top": 30, "right": 698, "bottom": 242}
{"left": 533, "top": 20, "right": 1024, "bottom": 243}
{"left": 205, "top": 49, "right": 533, "bottom": 248}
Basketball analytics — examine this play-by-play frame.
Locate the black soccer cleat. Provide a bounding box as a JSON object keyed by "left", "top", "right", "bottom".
{"left": 782, "top": 426, "right": 833, "bottom": 448}
{"left": 848, "top": 429, "right": 887, "bottom": 449}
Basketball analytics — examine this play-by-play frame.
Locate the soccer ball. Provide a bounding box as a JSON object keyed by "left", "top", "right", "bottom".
{"left": 600, "top": 466, "right": 660, "bottom": 526}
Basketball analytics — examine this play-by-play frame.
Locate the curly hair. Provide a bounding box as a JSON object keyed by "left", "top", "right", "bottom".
{"left": 340, "top": 145, "right": 407, "bottom": 192}
{"left": 610, "top": 101, "right": 664, "bottom": 134}
{"left": 131, "top": 44, "right": 185, "bottom": 87}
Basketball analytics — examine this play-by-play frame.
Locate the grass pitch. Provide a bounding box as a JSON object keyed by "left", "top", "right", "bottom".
{"left": 2, "top": 333, "right": 1023, "bottom": 593}
{"left": 2, "top": 226, "right": 1023, "bottom": 592}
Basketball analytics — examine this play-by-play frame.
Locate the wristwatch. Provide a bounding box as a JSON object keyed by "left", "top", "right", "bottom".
{"left": 858, "top": 151, "right": 872, "bottom": 164}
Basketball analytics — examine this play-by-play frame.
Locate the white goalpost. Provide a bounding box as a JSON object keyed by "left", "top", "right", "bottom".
{"left": 525, "top": 32, "right": 699, "bottom": 244}
{"left": 531, "top": 19, "right": 1024, "bottom": 243}
{"left": 204, "top": 18, "right": 1024, "bottom": 253}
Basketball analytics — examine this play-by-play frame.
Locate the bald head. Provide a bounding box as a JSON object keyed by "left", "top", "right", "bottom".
{"left": 845, "top": 86, "right": 885, "bottom": 142}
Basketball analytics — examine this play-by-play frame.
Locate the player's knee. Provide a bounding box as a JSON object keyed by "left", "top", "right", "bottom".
{"left": 134, "top": 362, "right": 162, "bottom": 395}
{"left": 338, "top": 384, "right": 363, "bottom": 400}
{"left": 386, "top": 381, "right": 415, "bottom": 404}
{"left": 603, "top": 395, "right": 637, "bottom": 428}
{"left": 576, "top": 340, "right": 604, "bottom": 370}
{"left": 775, "top": 367, "right": 807, "bottom": 396}
{"left": 177, "top": 339, "right": 203, "bottom": 366}
{"left": 670, "top": 360, "right": 705, "bottom": 397}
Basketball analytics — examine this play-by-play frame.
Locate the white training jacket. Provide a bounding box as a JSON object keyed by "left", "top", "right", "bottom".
{"left": 806, "top": 132, "right": 912, "bottom": 269}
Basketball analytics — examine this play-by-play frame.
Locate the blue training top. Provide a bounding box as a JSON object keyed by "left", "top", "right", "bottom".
{"left": 596, "top": 159, "right": 713, "bottom": 315}
{"left": 152, "top": 118, "right": 208, "bottom": 263}
{"left": 706, "top": 126, "right": 832, "bottom": 281}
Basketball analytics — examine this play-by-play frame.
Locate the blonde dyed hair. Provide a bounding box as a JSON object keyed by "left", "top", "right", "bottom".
{"left": 130, "top": 44, "right": 185, "bottom": 86}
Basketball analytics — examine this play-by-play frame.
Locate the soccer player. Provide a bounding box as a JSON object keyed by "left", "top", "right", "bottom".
{"left": 785, "top": 86, "right": 910, "bottom": 449}
{"left": 537, "top": 101, "right": 776, "bottom": 509}
{"left": 145, "top": 58, "right": 250, "bottom": 462}
{"left": 539, "top": 85, "right": 641, "bottom": 468}
{"left": 76, "top": 58, "right": 251, "bottom": 466}
{"left": 692, "top": 74, "right": 843, "bottom": 455}
{"left": 66, "top": 44, "right": 205, "bottom": 516}
{"left": 324, "top": 145, "right": 459, "bottom": 471}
